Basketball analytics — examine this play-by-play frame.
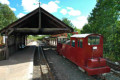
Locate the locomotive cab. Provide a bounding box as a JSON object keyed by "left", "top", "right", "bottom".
{"left": 70, "top": 34, "right": 110, "bottom": 75}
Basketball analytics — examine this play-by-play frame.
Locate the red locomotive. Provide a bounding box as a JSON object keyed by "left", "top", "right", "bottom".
{"left": 57, "top": 34, "right": 110, "bottom": 75}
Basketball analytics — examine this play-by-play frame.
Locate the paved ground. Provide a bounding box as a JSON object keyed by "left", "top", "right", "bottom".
{"left": 0, "top": 42, "right": 36, "bottom": 80}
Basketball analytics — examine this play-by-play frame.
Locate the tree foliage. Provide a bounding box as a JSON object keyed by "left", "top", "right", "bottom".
{"left": 81, "top": 0, "right": 120, "bottom": 61}
{"left": 0, "top": 3, "right": 17, "bottom": 30}
{"left": 62, "top": 18, "right": 75, "bottom": 29}
{"left": 62, "top": 18, "right": 80, "bottom": 39}
{"left": 28, "top": 35, "right": 47, "bottom": 41}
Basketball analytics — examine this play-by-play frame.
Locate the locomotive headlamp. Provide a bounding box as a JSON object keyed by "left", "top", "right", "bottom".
{"left": 93, "top": 46, "right": 97, "bottom": 50}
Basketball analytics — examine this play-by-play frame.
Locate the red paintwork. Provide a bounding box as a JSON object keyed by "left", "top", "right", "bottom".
{"left": 87, "top": 58, "right": 106, "bottom": 68}
{"left": 85, "top": 66, "right": 110, "bottom": 75}
{"left": 57, "top": 43, "right": 62, "bottom": 53}
{"left": 57, "top": 34, "right": 110, "bottom": 75}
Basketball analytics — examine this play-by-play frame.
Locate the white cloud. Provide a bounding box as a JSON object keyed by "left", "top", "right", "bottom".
{"left": 0, "top": 0, "right": 10, "bottom": 5}
{"left": 10, "top": 7, "right": 16, "bottom": 11}
{"left": 55, "top": 0, "right": 60, "bottom": 3}
{"left": 22, "top": 0, "right": 39, "bottom": 12}
{"left": 60, "top": 9, "right": 67, "bottom": 15}
{"left": 22, "top": 0, "right": 60, "bottom": 13}
{"left": 17, "top": 13, "right": 26, "bottom": 18}
{"left": 60, "top": 7, "right": 81, "bottom": 16}
{"left": 67, "top": 7, "right": 73, "bottom": 10}
{"left": 41, "top": 1, "right": 60, "bottom": 13}
{"left": 67, "top": 7, "right": 81, "bottom": 16}
{"left": 71, "top": 16, "right": 88, "bottom": 29}
{"left": 60, "top": 7, "right": 86, "bottom": 29}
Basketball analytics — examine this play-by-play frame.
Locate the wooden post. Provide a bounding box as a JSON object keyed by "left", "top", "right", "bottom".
{"left": 25, "top": 35, "right": 27, "bottom": 46}
{"left": 22, "top": 35, "right": 25, "bottom": 48}
{"left": 5, "top": 31, "right": 9, "bottom": 59}
{"left": 14, "top": 35, "right": 17, "bottom": 51}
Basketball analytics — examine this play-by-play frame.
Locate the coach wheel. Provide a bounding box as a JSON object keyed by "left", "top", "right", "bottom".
{"left": 56, "top": 52, "right": 59, "bottom": 55}
{"left": 78, "top": 67, "right": 85, "bottom": 73}
{"left": 63, "top": 56, "right": 66, "bottom": 58}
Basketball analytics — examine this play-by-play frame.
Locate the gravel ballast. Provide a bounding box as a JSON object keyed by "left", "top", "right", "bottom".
{"left": 44, "top": 49, "right": 93, "bottom": 80}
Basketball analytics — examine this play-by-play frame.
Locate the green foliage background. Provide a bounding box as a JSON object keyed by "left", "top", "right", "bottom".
{"left": 62, "top": 18, "right": 80, "bottom": 39}
{"left": 0, "top": 3, "right": 17, "bottom": 30}
{"left": 81, "top": 0, "right": 120, "bottom": 61}
{"left": 28, "top": 35, "right": 48, "bottom": 41}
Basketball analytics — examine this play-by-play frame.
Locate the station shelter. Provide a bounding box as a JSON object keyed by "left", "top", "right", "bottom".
{"left": 0, "top": 7, "right": 73, "bottom": 60}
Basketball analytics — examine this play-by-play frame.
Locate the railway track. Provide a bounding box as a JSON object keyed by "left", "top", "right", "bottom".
{"left": 106, "top": 60, "right": 120, "bottom": 78}
{"left": 91, "top": 74, "right": 107, "bottom": 80}
{"left": 38, "top": 42, "right": 55, "bottom": 80}
{"left": 107, "top": 60, "right": 120, "bottom": 71}
{"left": 91, "top": 60, "right": 120, "bottom": 80}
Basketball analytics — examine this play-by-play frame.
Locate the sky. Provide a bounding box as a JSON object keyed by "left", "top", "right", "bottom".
{"left": 0, "top": 0, "right": 96, "bottom": 30}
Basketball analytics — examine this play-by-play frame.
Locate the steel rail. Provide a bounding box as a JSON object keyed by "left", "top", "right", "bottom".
{"left": 106, "top": 60, "right": 120, "bottom": 78}
{"left": 38, "top": 44, "right": 44, "bottom": 80}
{"left": 38, "top": 42, "right": 55, "bottom": 80}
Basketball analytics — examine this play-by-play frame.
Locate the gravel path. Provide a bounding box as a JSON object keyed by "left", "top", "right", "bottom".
{"left": 44, "top": 49, "right": 93, "bottom": 80}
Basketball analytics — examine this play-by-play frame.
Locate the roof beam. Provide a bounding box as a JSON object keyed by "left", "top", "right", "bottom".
{"left": 14, "top": 28, "right": 39, "bottom": 33}
{"left": 8, "top": 28, "right": 14, "bottom": 35}
{"left": 40, "top": 28, "right": 69, "bottom": 32}
{"left": 13, "top": 28, "right": 70, "bottom": 33}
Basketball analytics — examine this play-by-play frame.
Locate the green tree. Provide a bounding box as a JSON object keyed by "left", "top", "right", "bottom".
{"left": 62, "top": 18, "right": 75, "bottom": 29}
{"left": 74, "top": 27, "right": 81, "bottom": 34}
{"left": 81, "top": 0, "right": 120, "bottom": 61}
{"left": 62, "top": 18, "right": 80, "bottom": 38}
{"left": 0, "top": 3, "right": 17, "bottom": 30}
{"left": 28, "top": 35, "right": 49, "bottom": 41}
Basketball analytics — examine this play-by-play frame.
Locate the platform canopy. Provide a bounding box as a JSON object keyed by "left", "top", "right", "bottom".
{"left": 0, "top": 7, "right": 73, "bottom": 35}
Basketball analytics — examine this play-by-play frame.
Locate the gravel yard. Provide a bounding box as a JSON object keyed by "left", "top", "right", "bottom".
{"left": 43, "top": 48, "right": 120, "bottom": 80}
{"left": 43, "top": 48, "right": 93, "bottom": 80}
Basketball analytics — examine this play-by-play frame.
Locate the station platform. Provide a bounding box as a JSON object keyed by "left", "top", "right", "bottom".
{"left": 0, "top": 42, "right": 37, "bottom": 80}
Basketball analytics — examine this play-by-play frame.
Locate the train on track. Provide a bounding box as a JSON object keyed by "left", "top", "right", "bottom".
{"left": 56, "top": 34, "right": 110, "bottom": 75}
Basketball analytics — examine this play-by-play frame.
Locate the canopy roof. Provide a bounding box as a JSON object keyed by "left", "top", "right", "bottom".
{"left": 0, "top": 7, "right": 73, "bottom": 35}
